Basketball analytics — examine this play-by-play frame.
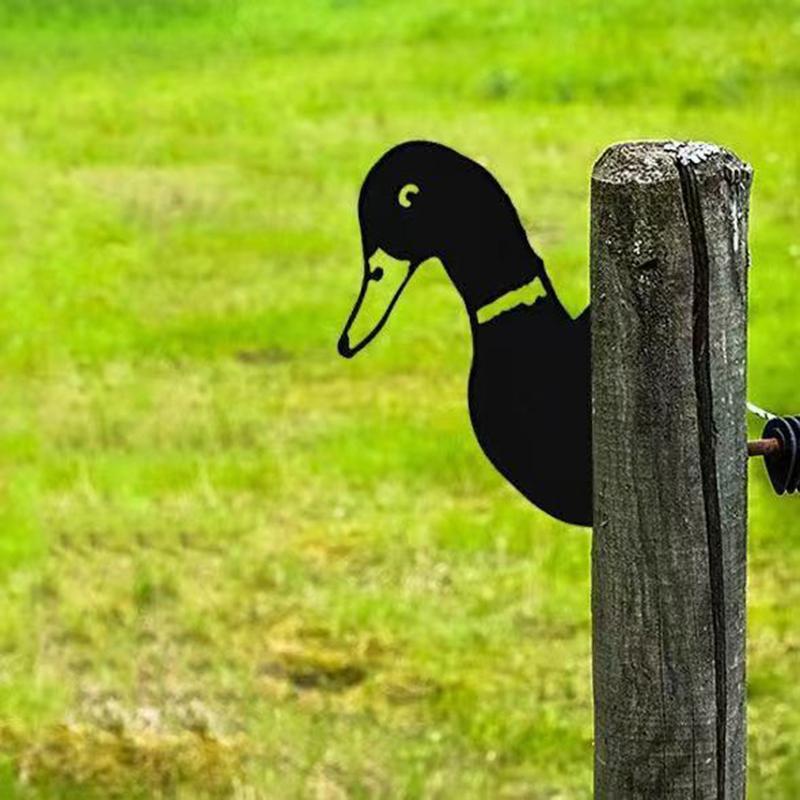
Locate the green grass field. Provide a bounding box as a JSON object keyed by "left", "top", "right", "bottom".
{"left": 0, "top": 1, "right": 798, "bottom": 796}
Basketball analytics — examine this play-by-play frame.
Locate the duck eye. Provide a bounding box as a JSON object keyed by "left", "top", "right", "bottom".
{"left": 369, "top": 266, "right": 384, "bottom": 282}
{"left": 398, "top": 183, "right": 419, "bottom": 208}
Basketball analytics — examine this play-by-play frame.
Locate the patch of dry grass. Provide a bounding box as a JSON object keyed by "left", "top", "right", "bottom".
{"left": 1, "top": 719, "right": 246, "bottom": 799}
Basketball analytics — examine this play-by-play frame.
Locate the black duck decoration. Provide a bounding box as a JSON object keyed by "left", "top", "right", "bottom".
{"left": 337, "top": 141, "right": 591, "bottom": 526}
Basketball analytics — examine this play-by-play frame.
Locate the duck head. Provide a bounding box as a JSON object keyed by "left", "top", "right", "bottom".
{"left": 338, "top": 140, "right": 551, "bottom": 357}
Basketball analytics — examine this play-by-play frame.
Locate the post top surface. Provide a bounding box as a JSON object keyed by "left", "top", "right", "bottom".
{"left": 593, "top": 140, "right": 751, "bottom": 185}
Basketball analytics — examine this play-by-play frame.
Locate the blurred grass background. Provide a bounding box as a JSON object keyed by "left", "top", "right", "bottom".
{"left": 0, "top": 0, "right": 797, "bottom": 797}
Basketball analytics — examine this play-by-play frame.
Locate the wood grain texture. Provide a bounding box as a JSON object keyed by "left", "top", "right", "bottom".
{"left": 591, "top": 141, "right": 751, "bottom": 799}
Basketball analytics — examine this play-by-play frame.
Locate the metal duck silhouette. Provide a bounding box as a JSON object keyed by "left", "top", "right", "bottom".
{"left": 337, "top": 141, "right": 591, "bottom": 526}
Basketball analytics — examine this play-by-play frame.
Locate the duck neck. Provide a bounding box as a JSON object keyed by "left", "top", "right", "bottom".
{"left": 437, "top": 227, "right": 567, "bottom": 324}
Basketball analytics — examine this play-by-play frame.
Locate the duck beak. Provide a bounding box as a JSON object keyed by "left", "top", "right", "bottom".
{"left": 337, "top": 248, "right": 416, "bottom": 358}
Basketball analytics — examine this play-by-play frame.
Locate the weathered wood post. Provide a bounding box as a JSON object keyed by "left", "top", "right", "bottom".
{"left": 591, "top": 141, "right": 752, "bottom": 798}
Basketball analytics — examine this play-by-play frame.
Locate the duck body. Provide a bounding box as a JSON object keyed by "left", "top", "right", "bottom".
{"left": 469, "top": 301, "right": 591, "bottom": 526}
{"left": 338, "top": 140, "right": 593, "bottom": 527}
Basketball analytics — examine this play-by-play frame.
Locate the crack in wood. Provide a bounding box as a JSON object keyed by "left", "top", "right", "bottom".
{"left": 677, "top": 159, "right": 727, "bottom": 800}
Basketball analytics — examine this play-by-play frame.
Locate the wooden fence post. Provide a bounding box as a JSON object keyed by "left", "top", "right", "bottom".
{"left": 591, "top": 141, "right": 752, "bottom": 798}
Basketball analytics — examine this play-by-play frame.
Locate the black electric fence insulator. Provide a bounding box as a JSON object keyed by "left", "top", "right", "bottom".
{"left": 762, "top": 415, "right": 800, "bottom": 495}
